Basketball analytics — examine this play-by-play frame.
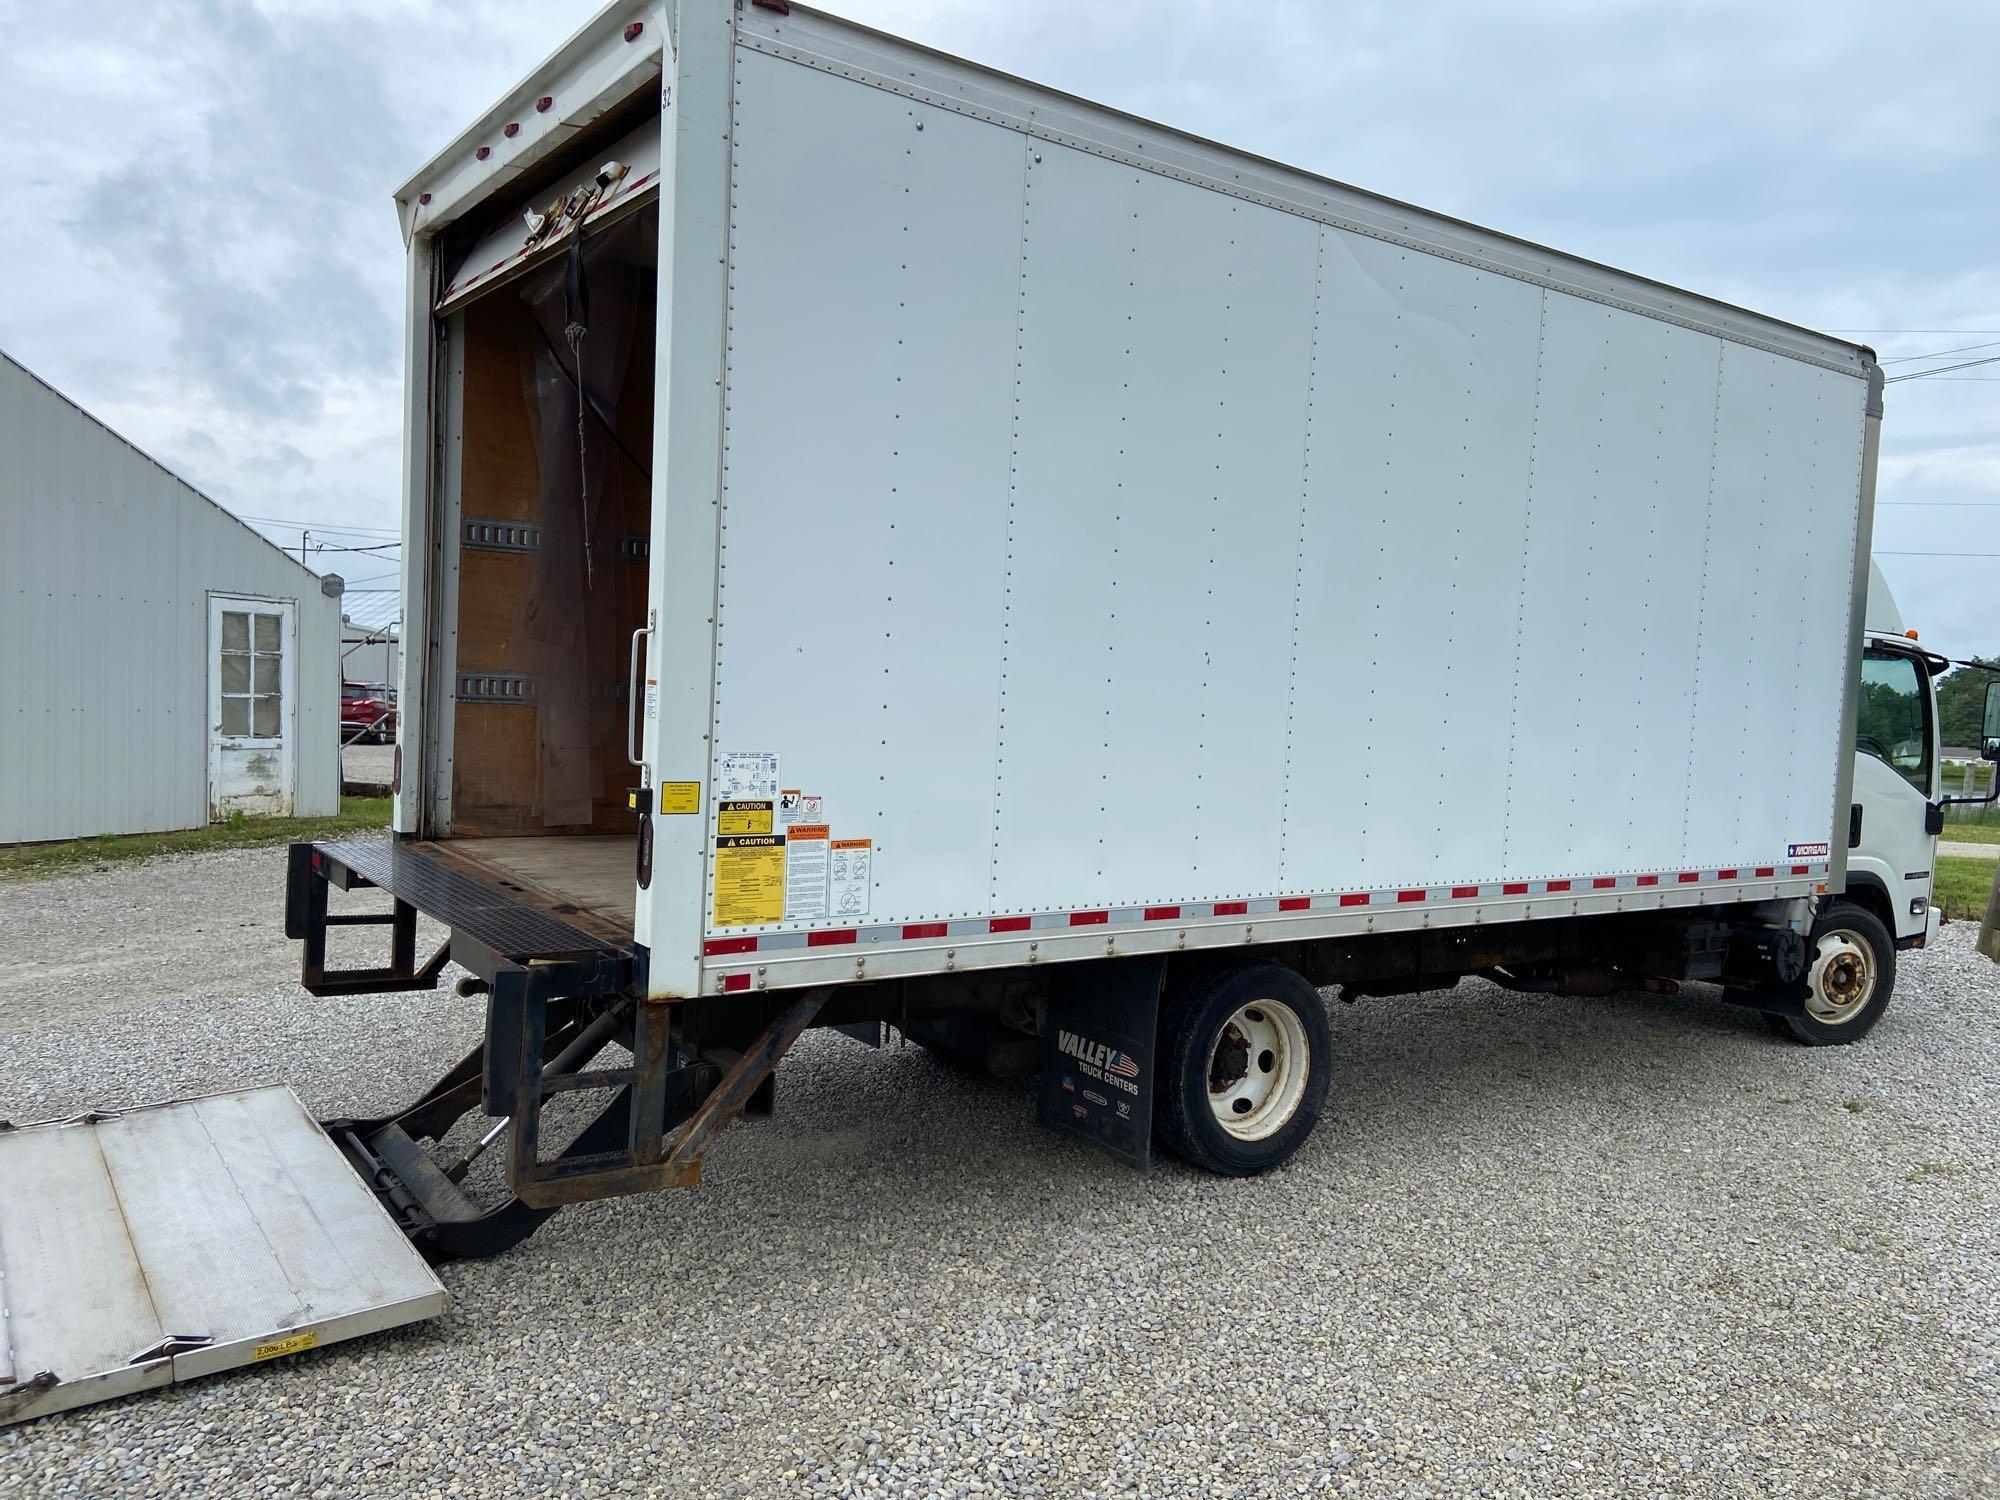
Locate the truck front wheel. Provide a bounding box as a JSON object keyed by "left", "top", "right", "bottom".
{"left": 1154, "top": 962, "right": 1331, "bottom": 1175}
{"left": 1767, "top": 899, "right": 1896, "bottom": 1046}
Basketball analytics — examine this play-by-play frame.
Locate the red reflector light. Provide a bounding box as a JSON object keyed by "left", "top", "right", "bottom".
{"left": 1637, "top": 875, "right": 1659, "bottom": 886}
{"left": 721, "top": 973, "right": 752, "bottom": 993}
{"left": 417, "top": 192, "right": 431, "bottom": 206}
{"left": 503, "top": 121, "right": 519, "bottom": 138}
{"left": 808, "top": 928, "right": 858, "bottom": 947}
{"left": 1278, "top": 898, "right": 1309, "bottom": 912}
{"left": 1069, "top": 910, "right": 1109, "bottom": 926}
{"left": 989, "top": 915, "right": 1031, "bottom": 933}
{"left": 635, "top": 814, "right": 654, "bottom": 890}
{"left": 1792, "top": 864, "right": 1810, "bottom": 875}
{"left": 1338, "top": 893, "right": 1369, "bottom": 907}
{"left": 1451, "top": 886, "right": 1480, "bottom": 899}
{"left": 1717, "top": 869, "right": 1739, "bottom": 880}
{"left": 704, "top": 936, "right": 757, "bottom": 957}
{"left": 536, "top": 96, "right": 553, "bottom": 112}
{"left": 1755, "top": 867, "right": 1775, "bottom": 878}
{"left": 902, "top": 922, "right": 947, "bottom": 940}
{"left": 392, "top": 745, "right": 402, "bottom": 793}
{"left": 1396, "top": 889, "right": 1426, "bottom": 904}
{"left": 624, "top": 21, "right": 644, "bottom": 41}
{"left": 1678, "top": 872, "right": 1701, "bottom": 883}
{"left": 1213, "top": 901, "right": 1248, "bottom": 917}
{"left": 1502, "top": 882, "right": 1529, "bottom": 896}
{"left": 1592, "top": 878, "right": 1616, "bottom": 890}
{"left": 1545, "top": 880, "right": 1571, "bottom": 893}
{"left": 475, "top": 146, "right": 491, "bottom": 161}
{"left": 1144, "top": 905, "right": 1181, "bottom": 921}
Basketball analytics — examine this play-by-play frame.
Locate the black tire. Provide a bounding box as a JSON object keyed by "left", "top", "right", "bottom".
{"left": 1765, "top": 899, "right": 1896, "bottom": 1046}
{"left": 1155, "top": 962, "right": 1331, "bottom": 1175}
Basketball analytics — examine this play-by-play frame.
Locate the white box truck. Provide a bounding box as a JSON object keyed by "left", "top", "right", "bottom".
{"left": 23, "top": 0, "right": 2000, "bottom": 1427}
{"left": 277, "top": 0, "right": 1920, "bottom": 1251}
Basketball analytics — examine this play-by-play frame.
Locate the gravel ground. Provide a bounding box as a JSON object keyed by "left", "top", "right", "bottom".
{"left": 340, "top": 742, "right": 394, "bottom": 791}
{"left": 3, "top": 847, "right": 1998, "bottom": 1497}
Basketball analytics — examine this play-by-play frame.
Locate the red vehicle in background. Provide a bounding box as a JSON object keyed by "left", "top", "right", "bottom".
{"left": 340, "top": 683, "right": 396, "bottom": 744}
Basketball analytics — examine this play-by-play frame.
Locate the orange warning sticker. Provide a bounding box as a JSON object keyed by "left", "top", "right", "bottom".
{"left": 829, "top": 838, "right": 872, "bottom": 919}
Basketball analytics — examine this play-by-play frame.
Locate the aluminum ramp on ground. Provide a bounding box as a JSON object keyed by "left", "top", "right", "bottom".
{"left": 0, "top": 1085, "right": 447, "bottom": 1425}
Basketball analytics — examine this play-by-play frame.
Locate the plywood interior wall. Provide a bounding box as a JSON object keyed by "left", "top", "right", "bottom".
{"left": 450, "top": 230, "right": 656, "bottom": 837}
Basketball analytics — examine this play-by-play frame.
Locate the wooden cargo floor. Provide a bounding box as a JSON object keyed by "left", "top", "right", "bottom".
{"left": 437, "top": 835, "right": 635, "bottom": 945}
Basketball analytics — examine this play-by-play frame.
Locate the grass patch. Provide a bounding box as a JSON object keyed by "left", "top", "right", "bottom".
{"left": 1940, "top": 821, "right": 2000, "bottom": 846}
{"left": 0, "top": 797, "right": 391, "bottom": 883}
{"left": 1935, "top": 855, "right": 1997, "bottom": 921}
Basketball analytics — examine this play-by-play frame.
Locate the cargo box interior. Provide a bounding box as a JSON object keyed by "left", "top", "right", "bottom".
{"left": 429, "top": 206, "right": 658, "bottom": 940}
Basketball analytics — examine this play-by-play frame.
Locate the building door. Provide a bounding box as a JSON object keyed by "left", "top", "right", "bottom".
{"left": 209, "top": 595, "right": 296, "bottom": 818}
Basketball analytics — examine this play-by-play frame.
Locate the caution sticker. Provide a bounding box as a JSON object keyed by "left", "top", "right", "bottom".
{"left": 658, "top": 781, "right": 701, "bottom": 815}
{"left": 713, "top": 834, "right": 786, "bottom": 926}
{"left": 829, "top": 838, "right": 873, "bottom": 919}
{"left": 784, "top": 824, "right": 830, "bottom": 920}
{"left": 717, "top": 800, "right": 774, "bottom": 835}
{"left": 252, "top": 1330, "right": 319, "bottom": 1362}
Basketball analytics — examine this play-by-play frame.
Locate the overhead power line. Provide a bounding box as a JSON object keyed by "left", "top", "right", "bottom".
{"left": 1881, "top": 339, "right": 2000, "bottom": 365}
{"left": 1886, "top": 355, "right": 2000, "bottom": 383}
{"left": 236, "top": 512, "right": 401, "bottom": 537}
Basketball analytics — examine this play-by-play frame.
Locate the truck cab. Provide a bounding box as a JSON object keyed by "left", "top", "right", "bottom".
{"left": 1848, "top": 561, "right": 1943, "bottom": 950}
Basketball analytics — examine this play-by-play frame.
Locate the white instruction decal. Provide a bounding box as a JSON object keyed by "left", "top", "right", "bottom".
{"left": 643, "top": 679, "right": 658, "bottom": 721}
{"left": 784, "top": 824, "right": 830, "bottom": 921}
{"left": 716, "top": 751, "right": 780, "bottom": 802}
{"left": 829, "top": 838, "right": 873, "bottom": 919}
{"left": 778, "top": 790, "right": 823, "bottom": 826}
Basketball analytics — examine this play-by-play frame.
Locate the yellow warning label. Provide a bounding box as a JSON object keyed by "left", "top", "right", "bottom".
{"left": 717, "top": 800, "right": 774, "bottom": 835}
{"left": 659, "top": 781, "right": 701, "bottom": 815}
{"left": 252, "top": 1330, "right": 319, "bottom": 1362}
{"left": 713, "top": 834, "right": 786, "bottom": 926}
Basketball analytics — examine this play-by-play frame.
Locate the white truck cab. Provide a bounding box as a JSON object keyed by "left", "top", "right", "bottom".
{"left": 1849, "top": 561, "right": 1943, "bottom": 951}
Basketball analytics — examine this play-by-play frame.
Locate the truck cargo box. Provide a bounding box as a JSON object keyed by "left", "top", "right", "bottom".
{"left": 387, "top": 1, "right": 1873, "bottom": 1002}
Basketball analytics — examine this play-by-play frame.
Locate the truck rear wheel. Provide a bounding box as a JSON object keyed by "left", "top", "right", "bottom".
{"left": 1766, "top": 899, "right": 1896, "bottom": 1046}
{"left": 1155, "top": 962, "right": 1330, "bottom": 1176}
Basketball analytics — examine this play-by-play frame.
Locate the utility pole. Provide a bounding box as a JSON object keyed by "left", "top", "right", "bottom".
{"left": 1981, "top": 825, "right": 2000, "bottom": 962}
{"left": 1976, "top": 800, "right": 1992, "bottom": 964}
{"left": 300, "top": 528, "right": 310, "bottom": 568}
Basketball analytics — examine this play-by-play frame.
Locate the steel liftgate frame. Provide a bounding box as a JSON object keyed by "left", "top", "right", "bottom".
{"left": 287, "top": 840, "right": 824, "bottom": 1257}
{"left": 331, "top": 989, "right": 826, "bottom": 1260}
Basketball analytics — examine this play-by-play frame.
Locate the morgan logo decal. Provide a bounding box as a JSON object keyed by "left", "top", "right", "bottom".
{"left": 1787, "top": 842, "right": 1830, "bottom": 860}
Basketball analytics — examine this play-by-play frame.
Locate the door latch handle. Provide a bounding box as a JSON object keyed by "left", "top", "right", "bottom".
{"left": 627, "top": 610, "right": 655, "bottom": 775}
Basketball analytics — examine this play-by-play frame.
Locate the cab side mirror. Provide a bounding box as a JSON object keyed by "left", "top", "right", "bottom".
{"left": 1985, "top": 682, "right": 2000, "bottom": 762}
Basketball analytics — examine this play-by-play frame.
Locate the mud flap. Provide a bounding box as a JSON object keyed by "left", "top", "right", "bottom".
{"left": 1035, "top": 955, "right": 1165, "bottom": 1170}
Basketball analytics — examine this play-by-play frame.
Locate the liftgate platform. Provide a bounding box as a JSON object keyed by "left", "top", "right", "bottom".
{"left": 0, "top": 1086, "right": 446, "bottom": 1425}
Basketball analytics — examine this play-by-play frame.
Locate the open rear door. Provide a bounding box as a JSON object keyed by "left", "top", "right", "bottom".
{"left": 0, "top": 1086, "right": 446, "bottom": 1425}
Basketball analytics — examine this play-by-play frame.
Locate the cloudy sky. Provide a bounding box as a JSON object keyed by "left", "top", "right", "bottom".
{"left": 3, "top": 0, "right": 1996, "bottom": 655}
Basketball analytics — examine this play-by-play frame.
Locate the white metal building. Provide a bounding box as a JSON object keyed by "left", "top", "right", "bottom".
{"left": 0, "top": 351, "right": 343, "bottom": 843}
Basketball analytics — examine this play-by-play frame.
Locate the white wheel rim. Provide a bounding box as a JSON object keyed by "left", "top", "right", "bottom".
{"left": 1205, "top": 1000, "right": 1310, "bottom": 1141}
{"left": 1805, "top": 929, "right": 1875, "bottom": 1025}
